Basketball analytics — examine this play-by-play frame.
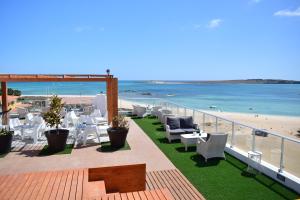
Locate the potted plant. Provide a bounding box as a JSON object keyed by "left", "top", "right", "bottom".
{"left": 43, "top": 95, "right": 69, "bottom": 152}
{"left": 107, "top": 115, "right": 129, "bottom": 148}
{"left": 0, "top": 126, "right": 13, "bottom": 154}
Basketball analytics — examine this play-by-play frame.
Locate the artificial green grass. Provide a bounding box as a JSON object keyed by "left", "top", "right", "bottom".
{"left": 97, "top": 141, "right": 131, "bottom": 152}
{"left": 133, "top": 116, "right": 299, "bottom": 200}
{"left": 39, "top": 144, "right": 74, "bottom": 156}
{"left": 0, "top": 153, "right": 8, "bottom": 158}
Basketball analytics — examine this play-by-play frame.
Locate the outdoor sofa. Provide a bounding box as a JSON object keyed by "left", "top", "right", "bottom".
{"left": 165, "top": 116, "right": 199, "bottom": 142}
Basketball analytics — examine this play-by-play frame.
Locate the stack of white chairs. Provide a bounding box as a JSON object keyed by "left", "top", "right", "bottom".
{"left": 151, "top": 106, "right": 162, "bottom": 117}
{"left": 62, "top": 111, "right": 79, "bottom": 128}
{"left": 24, "top": 113, "right": 34, "bottom": 125}
{"left": 9, "top": 118, "right": 23, "bottom": 136}
{"left": 90, "top": 109, "right": 107, "bottom": 124}
{"left": 22, "top": 116, "right": 46, "bottom": 143}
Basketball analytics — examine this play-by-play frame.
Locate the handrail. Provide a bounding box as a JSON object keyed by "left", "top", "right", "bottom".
{"left": 121, "top": 97, "right": 300, "bottom": 144}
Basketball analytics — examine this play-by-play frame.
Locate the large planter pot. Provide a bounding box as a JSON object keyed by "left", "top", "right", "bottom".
{"left": 107, "top": 127, "right": 129, "bottom": 148}
{"left": 45, "top": 129, "right": 69, "bottom": 152}
{"left": 0, "top": 132, "right": 13, "bottom": 154}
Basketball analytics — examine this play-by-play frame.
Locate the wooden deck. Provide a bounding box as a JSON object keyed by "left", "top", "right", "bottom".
{"left": 0, "top": 168, "right": 205, "bottom": 200}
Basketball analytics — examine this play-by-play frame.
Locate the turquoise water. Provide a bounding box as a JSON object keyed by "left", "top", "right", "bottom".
{"left": 8, "top": 81, "right": 300, "bottom": 117}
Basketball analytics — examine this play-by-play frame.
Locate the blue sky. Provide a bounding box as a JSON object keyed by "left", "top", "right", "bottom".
{"left": 0, "top": 0, "right": 299, "bottom": 80}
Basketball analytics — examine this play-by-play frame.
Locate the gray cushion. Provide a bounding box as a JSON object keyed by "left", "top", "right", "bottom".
{"left": 169, "top": 129, "right": 185, "bottom": 135}
{"left": 180, "top": 116, "right": 194, "bottom": 129}
{"left": 167, "top": 117, "right": 180, "bottom": 130}
{"left": 183, "top": 128, "right": 197, "bottom": 133}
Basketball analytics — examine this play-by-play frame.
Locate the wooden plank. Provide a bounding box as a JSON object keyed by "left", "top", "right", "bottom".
{"left": 154, "top": 171, "right": 183, "bottom": 200}
{"left": 120, "top": 193, "right": 128, "bottom": 200}
{"left": 114, "top": 193, "right": 122, "bottom": 200}
{"left": 1, "top": 174, "right": 21, "bottom": 199}
{"left": 82, "top": 169, "right": 89, "bottom": 200}
{"left": 132, "top": 192, "right": 141, "bottom": 200}
{"left": 42, "top": 171, "right": 59, "bottom": 200}
{"left": 172, "top": 170, "right": 205, "bottom": 200}
{"left": 137, "top": 191, "right": 147, "bottom": 200}
{"left": 76, "top": 169, "right": 84, "bottom": 200}
{"left": 62, "top": 169, "right": 74, "bottom": 200}
{"left": 9, "top": 173, "right": 32, "bottom": 200}
{"left": 148, "top": 171, "right": 164, "bottom": 189}
{"left": 0, "top": 174, "right": 15, "bottom": 197}
{"left": 126, "top": 193, "right": 134, "bottom": 200}
{"left": 69, "top": 169, "right": 79, "bottom": 200}
{"left": 89, "top": 164, "right": 146, "bottom": 193}
{"left": 160, "top": 188, "right": 175, "bottom": 200}
{"left": 29, "top": 172, "right": 49, "bottom": 200}
{"left": 143, "top": 190, "right": 154, "bottom": 200}
{"left": 150, "top": 189, "right": 166, "bottom": 200}
{"left": 33, "top": 172, "right": 52, "bottom": 200}
{"left": 48, "top": 171, "right": 63, "bottom": 200}
{"left": 86, "top": 180, "right": 106, "bottom": 199}
{"left": 56, "top": 170, "right": 70, "bottom": 200}
{"left": 111, "top": 78, "right": 118, "bottom": 127}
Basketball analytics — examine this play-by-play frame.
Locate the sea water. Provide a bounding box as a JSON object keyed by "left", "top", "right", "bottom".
{"left": 8, "top": 81, "right": 300, "bottom": 117}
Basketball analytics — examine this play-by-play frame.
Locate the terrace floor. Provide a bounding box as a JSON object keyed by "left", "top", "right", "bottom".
{"left": 0, "top": 119, "right": 175, "bottom": 175}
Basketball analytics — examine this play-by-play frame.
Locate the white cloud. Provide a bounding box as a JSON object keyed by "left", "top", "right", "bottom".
{"left": 274, "top": 7, "right": 300, "bottom": 17}
{"left": 74, "top": 26, "right": 92, "bottom": 32}
{"left": 207, "top": 19, "right": 223, "bottom": 28}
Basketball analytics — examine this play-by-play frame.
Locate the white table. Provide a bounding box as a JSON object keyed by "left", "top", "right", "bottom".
{"left": 181, "top": 133, "right": 207, "bottom": 151}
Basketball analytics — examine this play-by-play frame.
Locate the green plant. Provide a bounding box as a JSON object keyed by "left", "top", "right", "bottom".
{"left": 0, "top": 127, "right": 13, "bottom": 136}
{"left": 43, "top": 95, "right": 64, "bottom": 129}
{"left": 112, "top": 115, "right": 129, "bottom": 129}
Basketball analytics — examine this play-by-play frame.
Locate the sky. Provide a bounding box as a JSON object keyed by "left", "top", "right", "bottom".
{"left": 0, "top": 0, "right": 299, "bottom": 80}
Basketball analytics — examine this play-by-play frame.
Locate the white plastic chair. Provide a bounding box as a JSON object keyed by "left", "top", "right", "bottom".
{"left": 25, "top": 113, "right": 34, "bottom": 124}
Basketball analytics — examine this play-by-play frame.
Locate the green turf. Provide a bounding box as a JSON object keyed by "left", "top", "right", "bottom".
{"left": 133, "top": 116, "right": 299, "bottom": 200}
{"left": 97, "top": 141, "right": 131, "bottom": 152}
{"left": 39, "top": 144, "right": 74, "bottom": 156}
{"left": 0, "top": 153, "right": 8, "bottom": 158}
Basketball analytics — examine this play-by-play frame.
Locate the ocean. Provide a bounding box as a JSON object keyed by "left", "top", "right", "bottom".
{"left": 7, "top": 81, "right": 300, "bottom": 117}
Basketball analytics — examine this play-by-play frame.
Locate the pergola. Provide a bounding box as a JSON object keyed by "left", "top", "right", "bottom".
{"left": 0, "top": 74, "right": 118, "bottom": 126}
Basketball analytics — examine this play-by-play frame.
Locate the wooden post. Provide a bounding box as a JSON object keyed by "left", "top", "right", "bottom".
{"left": 111, "top": 78, "right": 118, "bottom": 127}
{"left": 106, "top": 78, "right": 118, "bottom": 127}
{"left": 1, "top": 82, "right": 8, "bottom": 125}
{"left": 106, "top": 78, "right": 113, "bottom": 124}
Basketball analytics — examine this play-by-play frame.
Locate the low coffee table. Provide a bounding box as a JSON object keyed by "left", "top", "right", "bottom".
{"left": 181, "top": 133, "right": 207, "bottom": 151}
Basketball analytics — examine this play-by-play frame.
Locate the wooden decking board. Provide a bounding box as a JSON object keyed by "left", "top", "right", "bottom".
{"left": 76, "top": 169, "right": 84, "bottom": 200}
{"left": 10, "top": 173, "right": 32, "bottom": 200}
{"left": 156, "top": 170, "right": 185, "bottom": 200}
{"left": 0, "top": 168, "right": 203, "bottom": 200}
{"left": 0, "top": 174, "right": 18, "bottom": 198}
{"left": 168, "top": 170, "right": 201, "bottom": 200}
{"left": 29, "top": 172, "right": 49, "bottom": 200}
{"left": 162, "top": 170, "right": 192, "bottom": 200}
{"left": 49, "top": 171, "right": 64, "bottom": 200}
{"left": 172, "top": 170, "right": 205, "bottom": 200}
{"left": 62, "top": 169, "right": 74, "bottom": 200}
{"left": 69, "top": 169, "right": 80, "bottom": 200}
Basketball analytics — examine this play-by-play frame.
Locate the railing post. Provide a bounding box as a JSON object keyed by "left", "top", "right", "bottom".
{"left": 230, "top": 122, "right": 235, "bottom": 148}
{"left": 215, "top": 117, "right": 218, "bottom": 133}
{"left": 251, "top": 130, "right": 256, "bottom": 152}
{"left": 279, "top": 138, "right": 285, "bottom": 173}
{"left": 203, "top": 113, "right": 205, "bottom": 131}
{"left": 192, "top": 110, "right": 195, "bottom": 120}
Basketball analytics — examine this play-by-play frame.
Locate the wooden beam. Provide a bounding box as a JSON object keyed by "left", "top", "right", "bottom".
{"left": 106, "top": 78, "right": 113, "bottom": 124}
{"left": 1, "top": 82, "right": 8, "bottom": 125}
{"left": 111, "top": 78, "right": 118, "bottom": 127}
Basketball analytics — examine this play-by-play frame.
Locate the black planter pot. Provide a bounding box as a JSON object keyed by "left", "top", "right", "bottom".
{"left": 0, "top": 132, "right": 13, "bottom": 154}
{"left": 45, "top": 129, "right": 69, "bottom": 152}
{"left": 107, "top": 127, "right": 128, "bottom": 148}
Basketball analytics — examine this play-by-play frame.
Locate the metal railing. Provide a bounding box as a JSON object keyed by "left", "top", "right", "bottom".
{"left": 119, "top": 97, "right": 300, "bottom": 178}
